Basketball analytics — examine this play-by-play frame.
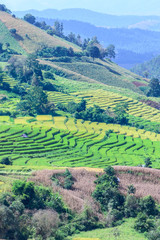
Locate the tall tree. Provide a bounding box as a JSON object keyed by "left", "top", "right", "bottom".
{"left": 87, "top": 45, "right": 100, "bottom": 60}
{"left": 106, "top": 44, "right": 116, "bottom": 59}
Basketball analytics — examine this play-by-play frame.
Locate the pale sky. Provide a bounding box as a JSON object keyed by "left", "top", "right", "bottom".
{"left": 1, "top": 0, "right": 160, "bottom": 15}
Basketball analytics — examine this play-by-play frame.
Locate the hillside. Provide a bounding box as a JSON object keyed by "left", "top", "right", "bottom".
{"left": 1, "top": 6, "right": 160, "bottom": 240}
{"left": 39, "top": 58, "right": 147, "bottom": 93}
{"left": 0, "top": 11, "right": 80, "bottom": 53}
{"left": 131, "top": 54, "right": 160, "bottom": 79}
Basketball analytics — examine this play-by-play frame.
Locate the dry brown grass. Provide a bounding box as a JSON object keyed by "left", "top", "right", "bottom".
{"left": 30, "top": 168, "right": 102, "bottom": 215}
{"left": 0, "top": 11, "right": 80, "bottom": 53}
{"left": 29, "top": 166, "right": 160, "bottom": 216}
{"left": 114, "top": 166, "right": 160, "bottom": 203}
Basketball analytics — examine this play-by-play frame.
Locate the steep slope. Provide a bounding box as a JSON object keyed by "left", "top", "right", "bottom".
{"left": 40, "top": 57, "right": 148, "bottom": 93}
{"left": 0, "top": 11, "right": 80, "bottom": 53}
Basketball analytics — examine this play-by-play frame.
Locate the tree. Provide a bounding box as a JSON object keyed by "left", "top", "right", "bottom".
{"left": 87, "top": 45, "right": 100, "bottom": 60}
{"left": 106, "top": 44, "right": 116, "bottom": 59}
{"left": 54, "top": 21, "right": 63, "bottom": 36}
{"left": 144, "top": 157, "right": 152, "bottom": 168}
{"left": 32, "top": 210, "right": 59, "bottom": 239}
{"left": 24, "top": 14, "right": 36, "bottom": 24}
{"left": 17, "top": 86, "right": 54, "bottom": 116}
{"left": 92, "top": 166, "right": 124, "bottom": 211}
{"left": 10, "top": 28, "right": 17, "bottom": 35}
{"left": 140, "top": 196, "right": 157, "bottom": 216}
{"left": 0, "top": 157, "right": 12, "bottom": 165}
{"left": 113, "top": 103, "right": 129, "bottom": 125}
{"left": 127, "top": 184, "right": 136, "bottom": 195}
{"left": 0, "top": 4, "right": 11, "bottom": 13}
{"left": 147, "top": 78, "right": 160, "bottom": 97}
{"left": 134, "top": 213, "right": 154, "bottom": 233}
{"left": 124, "top": 195, "right": 139, "bottom": 217}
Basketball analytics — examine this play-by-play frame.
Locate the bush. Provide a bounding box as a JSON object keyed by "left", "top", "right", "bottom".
{"left": 124, "top": 195, "right": 139, "bottom": 217}
{"left": 92, "top": 167, "right": 124, "bottom": 211}
{"left": 44, "top": 71, "right": 55, "bottom": 80}
{"left": 32, "top": 209, "right": 59, "bottom": 239}
{"left": 140, "top": 196, "right": 158, "bottom": 216}
{"left": 10, "top": 28, "right": 17, "bottom": 34}
{"left": 0, "top": 157, "right": 12, "bottom": 165}
{"left": 134, "top": 213, "right": 155, "bottom": 233}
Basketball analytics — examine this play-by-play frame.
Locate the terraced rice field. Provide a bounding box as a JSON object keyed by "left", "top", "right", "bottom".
{"left": 0, "top": 116, "right": 160, "bottom": 168}
{"left": 47, "top": 91, "right": 80, "bottom": 104}
{"left": 3, "top": 75, "right": 17, "bottom": 89}
{"left": 71, "top": 89, "right": 160, "bottom": 123}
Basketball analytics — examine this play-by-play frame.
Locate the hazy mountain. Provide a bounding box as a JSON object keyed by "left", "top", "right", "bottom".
{"left": 14, "top": 8, "right": 160, "bottom": 30}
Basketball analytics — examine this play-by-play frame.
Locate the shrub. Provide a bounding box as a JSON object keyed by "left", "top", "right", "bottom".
{"left": 124, "top": 195, "right": 139, "bottom": 217}
{"left": 127, "top": 184, "right": 136, "bottom": 194}
{"left": 0, "top": 157, "right": 12, "bottom": 165}
{"left": 44, "top": 71, "right": 55, "bottom": 80}
{"left": 32, "top": 209, "right": 59, "bottom": 239}
{"left": 10, "top": 28, "right": 17, "bottom": 34}
{"left": 92, "top": 167, "right": 124, "bottom": 211}
{"left": 134, "top": 213, "right": 155, "bottom": 233}
{"left": 140, "top": 196, "right": 158, "bottom": 216}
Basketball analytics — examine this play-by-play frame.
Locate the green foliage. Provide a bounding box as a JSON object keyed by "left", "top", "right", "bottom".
{"left": 134, "top": 213, "right": 155, "bottom": 233}
{"left": 87, "top": 45, "right": 100, "bottom": 60}
{"left": 124, "top": 195, "right": 139, "bottom": 218}
{"left": 147, "top": 220, "right": 160, "bottom": 240}
{"left": 106, "top": 44, "right": 116, "bottom": 59}
{"left": 92, "top": 166, "right": 124, "bottom": 211}
{"left": 37, "top": 46, "right": 76, "bottom": 58}
{"left": 10, "top": 28, "right": 17, "bottom": 35}
{"left": 144, "top": 158, "right": 152, "bottom": 168}
{"left": 113, "top": 103, "right": 129, "bottom": 125}
{"left": 0, "top": 157, "right": 12, "bottom": 165}
{"left": 17, "top": 86, "right": 54, "bottom": 116}
{"left": 24, "top": 14, "right": 36, "bottom": 24}
{"left": 0, "top": 4, "right": 11, "bottom": 13}
{"left": 12, "top": 180, "right": 67, "bottom": 213}
{"left": 127, "top": 184, "right": 136, "bottom": 195}
{"left": 147, "top": 78, "right": 160, "bottom": 97}
{"left": 51, "top": 169, "right": 74, "bottom": 190}
{"left": 139, "top": 196, "right": 157, "bottom": 216}
{"left": 44, "top": 71, "right": 55, "bottom": 80}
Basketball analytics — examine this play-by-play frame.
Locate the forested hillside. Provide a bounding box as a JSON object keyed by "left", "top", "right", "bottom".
{"left": 0, "top": 4, "right": 160, "bottom": 240}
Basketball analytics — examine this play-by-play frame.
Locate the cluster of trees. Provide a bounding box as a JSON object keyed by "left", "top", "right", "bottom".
{"left": 23, "top": 13, "right": 115, "bottom": 61}
{"left": 0, "top": 167, "right": 159, "bottom": 239}
{"left": 24, "top": 14, "right": 55, "bottom": 36}
{"left": 0, "top": 4, "right": 11, "bottom": 14}
{"left": 36, "top": 46, "right": 80, "bottom": 58}
{"left": 0, "top": 178, "right": 101, "bottom": 240}
{"left": 51, "top": 169, "right": 74, "bottom": 190}
{"left": 92, "top": 166, "right": 160, "bottom": 238}
{"left": 17, "top": 86, "right": 55, "bottom": 116}
{"left": 57, "top": 100, "right": 129, "bottom": 125}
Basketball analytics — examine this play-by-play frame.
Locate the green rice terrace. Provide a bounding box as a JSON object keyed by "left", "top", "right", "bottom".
{"left": 0, "top": 115, "right": 160, "bottom": 171}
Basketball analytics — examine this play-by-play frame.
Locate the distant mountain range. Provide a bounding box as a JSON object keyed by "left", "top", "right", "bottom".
{"left": 14, "top": 8, "right": 160, "bottom": 31}
{"left": 14, "top": 8, "right": 160, "bottom": 68}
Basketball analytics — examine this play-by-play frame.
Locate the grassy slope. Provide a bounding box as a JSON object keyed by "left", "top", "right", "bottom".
{"left": 71, "top": 219, "right": 146, "bottom": 240}
{"left": 0, "top": 21, "right": 25, "bottom": 54}
{"left": 40, "top": 57, "right": 147, "bottom": 93}
{"left": 0, "top": 11, "right": 81, "bottom": 53}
